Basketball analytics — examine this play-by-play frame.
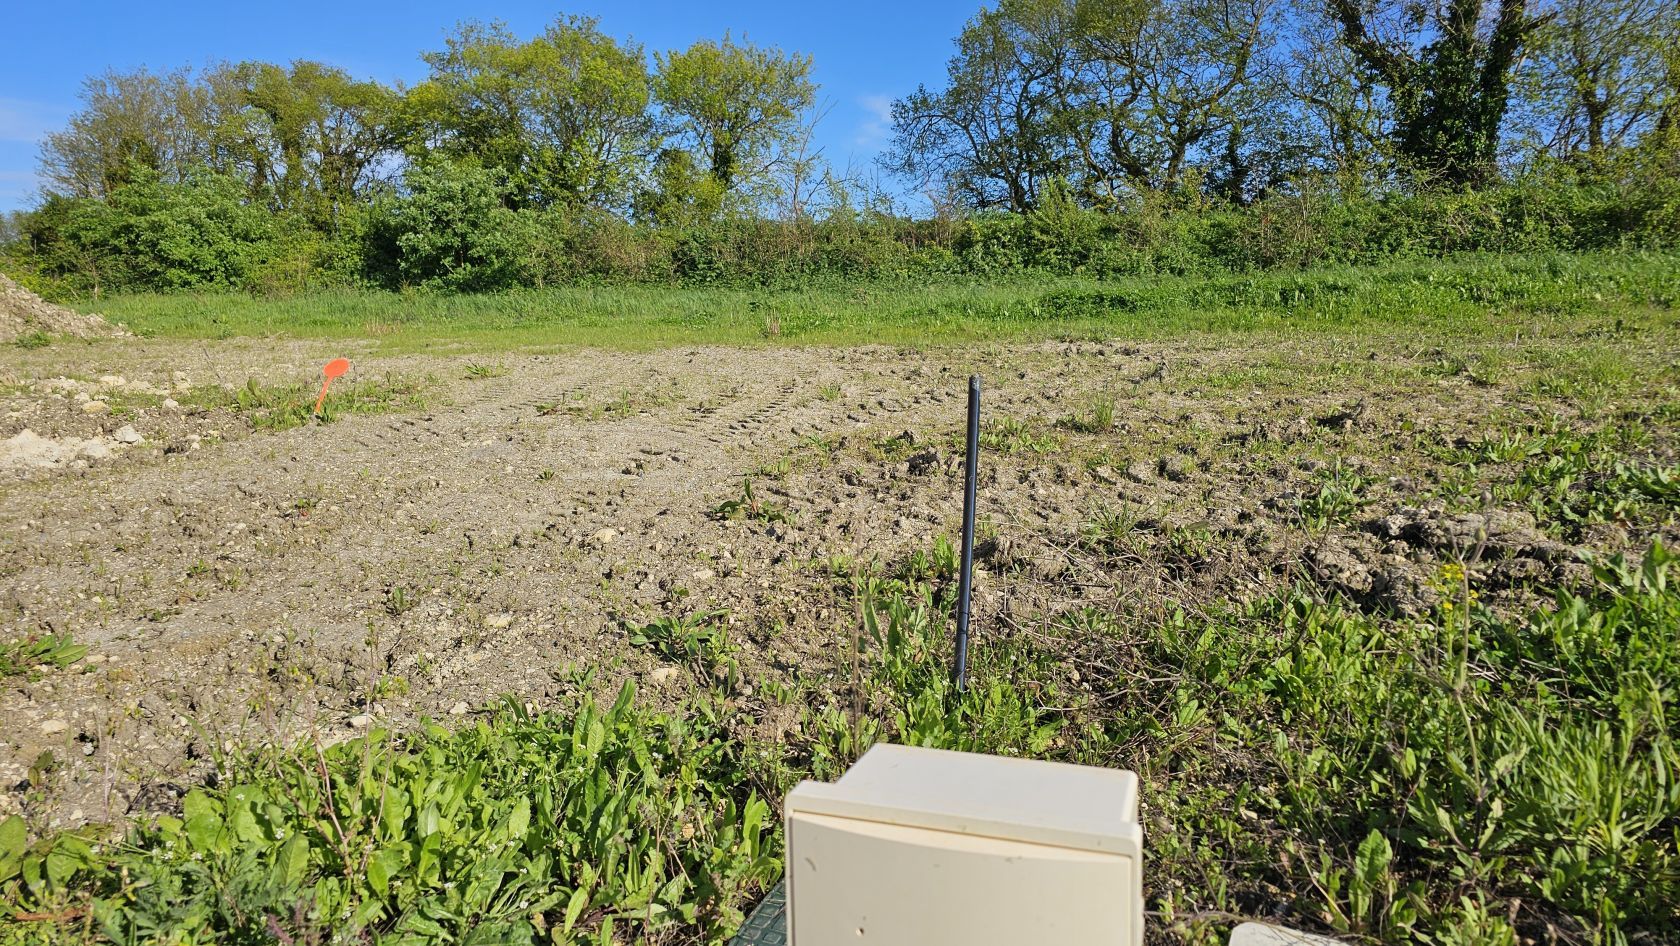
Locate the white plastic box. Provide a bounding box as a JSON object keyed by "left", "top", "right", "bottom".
{"left": 784, "top": 743, "right": 1143, "bottom": 946}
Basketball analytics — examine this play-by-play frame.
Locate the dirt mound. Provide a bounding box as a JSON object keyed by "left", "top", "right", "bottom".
{"left": 0, "top": 273, "right": 118, "bottom": 341}
{"left": 1305, "top": 505, "right": 1594, "bottom": 616}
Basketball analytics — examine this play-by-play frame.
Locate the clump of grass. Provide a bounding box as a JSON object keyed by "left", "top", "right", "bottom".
{"left": 383, "top": 585, "right": 416, "bottom": 617}
{"left": 1058, "top": 398, "right": 1115, "bottom": 433}
{"left": 462, "top": 362, "right": 505, "bottom": 380}
{"left": 83, "top": 251, "right": 1680, "bottom": 353}
{"left": 184, "top": 375, "right": 430, "bottom": 432}
{"left": 1081, "top": 502, "right": 1151, "bottom": 556}
{"left": 12, "top": 331, "right": 51, "bottom": 350}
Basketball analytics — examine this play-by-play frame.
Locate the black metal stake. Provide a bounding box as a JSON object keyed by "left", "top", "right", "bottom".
{"left": 953, "top": 375, "right": 981, "bottom": 692}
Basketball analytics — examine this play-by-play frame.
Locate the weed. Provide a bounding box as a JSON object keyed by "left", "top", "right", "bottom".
{"left": 1299, "top": 462, "right": 1371, "bottom": 529}
{"left": 1081, "top": 503, "right": 1151, "bottom": 556}
{"left": 627, "top": 613, "right": 735, "bottom": 686}
{"left": 462, "top": 362, "right": 505, "bottom": 380}
{"left": 1, "top": 684, "right": 777, "bottom": 943}
{"left": 0, "top": 634, "right": 87, "bottom": 679}
{"left": 711, "top": 478, "right": 794, "bottom": 525}
{"left": 383, "top": 586, "right": 416, "bottom": 617}
{"left": 978, "top": 417, "right": 1061, "bottom": 455}
{"left": 1059, "top": 398, "right": 1116, "bottom": 433}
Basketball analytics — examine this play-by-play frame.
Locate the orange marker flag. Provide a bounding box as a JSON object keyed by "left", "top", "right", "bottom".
{"left": 314, "top": 358, "right": 350, "bottom": 416}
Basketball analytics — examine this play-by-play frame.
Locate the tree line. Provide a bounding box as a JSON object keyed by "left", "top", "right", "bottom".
{"left": 3, "top": 2, "right": 1677, "bottom": 296}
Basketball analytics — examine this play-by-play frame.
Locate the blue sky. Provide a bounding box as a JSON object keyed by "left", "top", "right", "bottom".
{"left": 0, "top": 0, "right": 979, "bottom": 213}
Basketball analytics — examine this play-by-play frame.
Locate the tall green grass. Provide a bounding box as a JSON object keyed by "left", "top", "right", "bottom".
{"left": 79, "top": 251, "right": 1680, "bottom": 352}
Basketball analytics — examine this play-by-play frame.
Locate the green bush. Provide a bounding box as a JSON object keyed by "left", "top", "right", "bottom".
{"left": 10, "top": 163, "right": 1678, "bottom": 297}
{"left": 21, "top": 170, "right": 276, "bottom": 294}
{"left": 386, "top": 161, "right": 532, "bottom": 292}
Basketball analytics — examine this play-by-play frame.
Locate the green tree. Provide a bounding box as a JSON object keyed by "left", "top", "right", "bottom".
{"left": 1510, "top": 0, "right": 1677, "bottom": 162}
{"left": 39, "top": 68, "right": 206, "bottom": 199}
{"left": 222, "top": 61, "right": 401, "bottom": 223}
{"left": 886, "top": 0, "right": 1072, "bottom": 211}
{"left": 1326, "top": 0, "right": 1547, "bottom": 186}
{"left": 653, "top": 35, "right": 816, "bottom": 195}
{"left": 1067, "top": 0, "right": 1279, "bottom": 200}
{"left": 408, "top": 16, "right": 653, "bottom": 209}
{"left": 633, "top": 148, "right": 727, "bottom": 227}
{"left": 1281, "top": 4, "right": 1390, "bottom": 192}
{"left": 886, "top": 0, "right": 1280, "bottom": 209}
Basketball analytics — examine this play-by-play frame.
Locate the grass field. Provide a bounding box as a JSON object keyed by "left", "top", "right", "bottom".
{"left": 80, "top": 251, "right": 1680, "bottom": 351}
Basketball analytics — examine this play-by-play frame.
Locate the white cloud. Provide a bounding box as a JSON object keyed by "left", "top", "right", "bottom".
{"left": 854, "top": 94, "right": 894, "bottom": 150}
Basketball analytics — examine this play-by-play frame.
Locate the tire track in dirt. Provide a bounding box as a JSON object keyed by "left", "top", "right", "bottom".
{"left": 0, "top": 345, "right": 961, "bottom": 825}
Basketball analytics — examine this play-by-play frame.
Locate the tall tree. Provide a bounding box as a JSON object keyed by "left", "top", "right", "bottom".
{"left": 1510, "top": 0, "right": 1677, "bottom": 162}
{"left": 886, "top": 0, "right": 1279, "bottom": 209}
{"left": 39, "top": 68, "right": 206, "bottom": 199}
{"left": 1067, "top": 0, "right": 1278, "bottom": 201}
{"left": 1326, "top": 0, "right": 1547, "bottom": 185}
{"left": 652, "top": 34, "right": 816, "bottom": 195}
{"left": 885, "top": 0, "right": 1072, "bottom": 211}
{"left": 409, "top": 16, "right": 654, "bottom": 209}
{"left": 222, "top": 61, "right": 401, "bottom": 223}
{"left": 1281, "top": 3, "right": 1391, "bottom": 191}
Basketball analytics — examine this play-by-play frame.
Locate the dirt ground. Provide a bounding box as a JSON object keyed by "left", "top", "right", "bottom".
{"left": 2, "top": 331, "right": 1674, "bottom": 828}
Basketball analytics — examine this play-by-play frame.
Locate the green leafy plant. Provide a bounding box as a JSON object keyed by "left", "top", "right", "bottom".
{"left": 710, "top": 478, "right": 793, "bottom": 525}
{"left": 3, "top": 683, "right": 778, "bottom": 944}
{"left": 0, "top": 634, "right": 88, "bottom": 679}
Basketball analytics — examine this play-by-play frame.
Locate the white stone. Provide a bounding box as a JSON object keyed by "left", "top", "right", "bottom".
{"left": 112, "top": 424, "right": 143, "bottom": 445}
{"left": 484, "top": 612, "right": 514, "bottom": 629}
{"left": 348, "top": 714, "right": 374, "bottom": 729}
{"left": 81, "top": 400, "right": 110, "bottom": 415}
{"left": 40, "top": 719, "right": 69, "bottom": 735}
{"left": 448, "top": 701, "right": 469, "bottom": 716}
{"left": 162, "top": 398, "right": 180, "bottom": 410}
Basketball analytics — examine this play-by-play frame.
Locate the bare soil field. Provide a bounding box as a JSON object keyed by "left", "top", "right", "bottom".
{"left": 5, "top": 328, "right": 1675, "bottom": 841}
